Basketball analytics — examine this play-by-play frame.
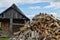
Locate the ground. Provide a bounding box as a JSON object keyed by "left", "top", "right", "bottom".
{"left": 0, "top": 37, "right": 10, "bottom": 40}
{"left": 0, "top": 35, "right": 11, "bottom": 40}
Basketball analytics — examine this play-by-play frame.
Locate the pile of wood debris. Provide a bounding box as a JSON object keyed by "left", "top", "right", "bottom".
{"left": 10, "top": 13, "right": 60, "bottom": 40}
{"left": 29, "top": 13, "right": 60, "bottom": 40}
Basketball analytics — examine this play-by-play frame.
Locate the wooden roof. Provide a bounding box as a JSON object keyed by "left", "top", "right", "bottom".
{"left": 0, "top": 4, "right": 30, "bottom": 20}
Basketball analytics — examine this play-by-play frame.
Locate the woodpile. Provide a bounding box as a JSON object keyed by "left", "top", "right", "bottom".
{"left": 30, "top": 13, "right": 60, "bottom": 40}
{"left": 9, "top": 13, "right": 60, "bottom": 40}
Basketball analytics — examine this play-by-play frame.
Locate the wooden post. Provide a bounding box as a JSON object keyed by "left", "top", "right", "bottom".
{"left": 9, "top": 13, "right": 13, "bottom": 35}
{"left": 25, "top": 20, "right": 26, "bottom": 24}
{"left": 9, "top": 18, "right": 13, "bottom": 35}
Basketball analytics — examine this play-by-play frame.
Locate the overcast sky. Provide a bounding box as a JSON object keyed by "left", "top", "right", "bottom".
{"left": 0, "top": 0, "right": 60, "bottom": 19}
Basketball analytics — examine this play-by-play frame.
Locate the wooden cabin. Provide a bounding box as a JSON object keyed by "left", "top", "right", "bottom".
{"left": 0, "top": 4, "right": 30, "bottom": 35}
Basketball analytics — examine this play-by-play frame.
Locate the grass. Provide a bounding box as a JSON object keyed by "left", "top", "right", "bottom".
{"left": 0, "top": 37, "right": 10, "bottom": 40}
{"left": 0, "top": 35, "right": 11, "bottom": 40}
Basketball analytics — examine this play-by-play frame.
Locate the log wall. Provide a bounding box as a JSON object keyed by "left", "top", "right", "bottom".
{"left": 1, "top": 21, "right": 10, "bottom": 33}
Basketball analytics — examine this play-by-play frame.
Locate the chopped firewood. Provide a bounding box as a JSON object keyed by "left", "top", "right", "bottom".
{"left": 29, "top": 13, "right": 60, "bottom": 40}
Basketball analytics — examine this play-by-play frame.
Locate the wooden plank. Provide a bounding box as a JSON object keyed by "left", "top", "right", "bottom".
{"left": 9, "top": 10, "right": 13, "bottom": 34}
{"left": 9, "top": 18, "right": 13, "bottom": 34}
{"left": 13, "top": 23, "right": 24, "bottom": 25}
{"left": 25, "top": 20, "right": 26, "bottom": 24}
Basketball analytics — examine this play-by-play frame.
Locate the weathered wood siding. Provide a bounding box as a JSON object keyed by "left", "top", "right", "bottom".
{"left": 0, "top": 4, "right": 30, "bottom": 35}
{"left": 3, "top": 8, "right": 25, "bottom": 19}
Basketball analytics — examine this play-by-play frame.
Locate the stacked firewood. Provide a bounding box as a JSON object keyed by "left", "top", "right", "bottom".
{"left": 29, "top": 13, "right": 60, "bottom": 40}
{"left": 9, "top": 13, "right": 60, "bottom": 40}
